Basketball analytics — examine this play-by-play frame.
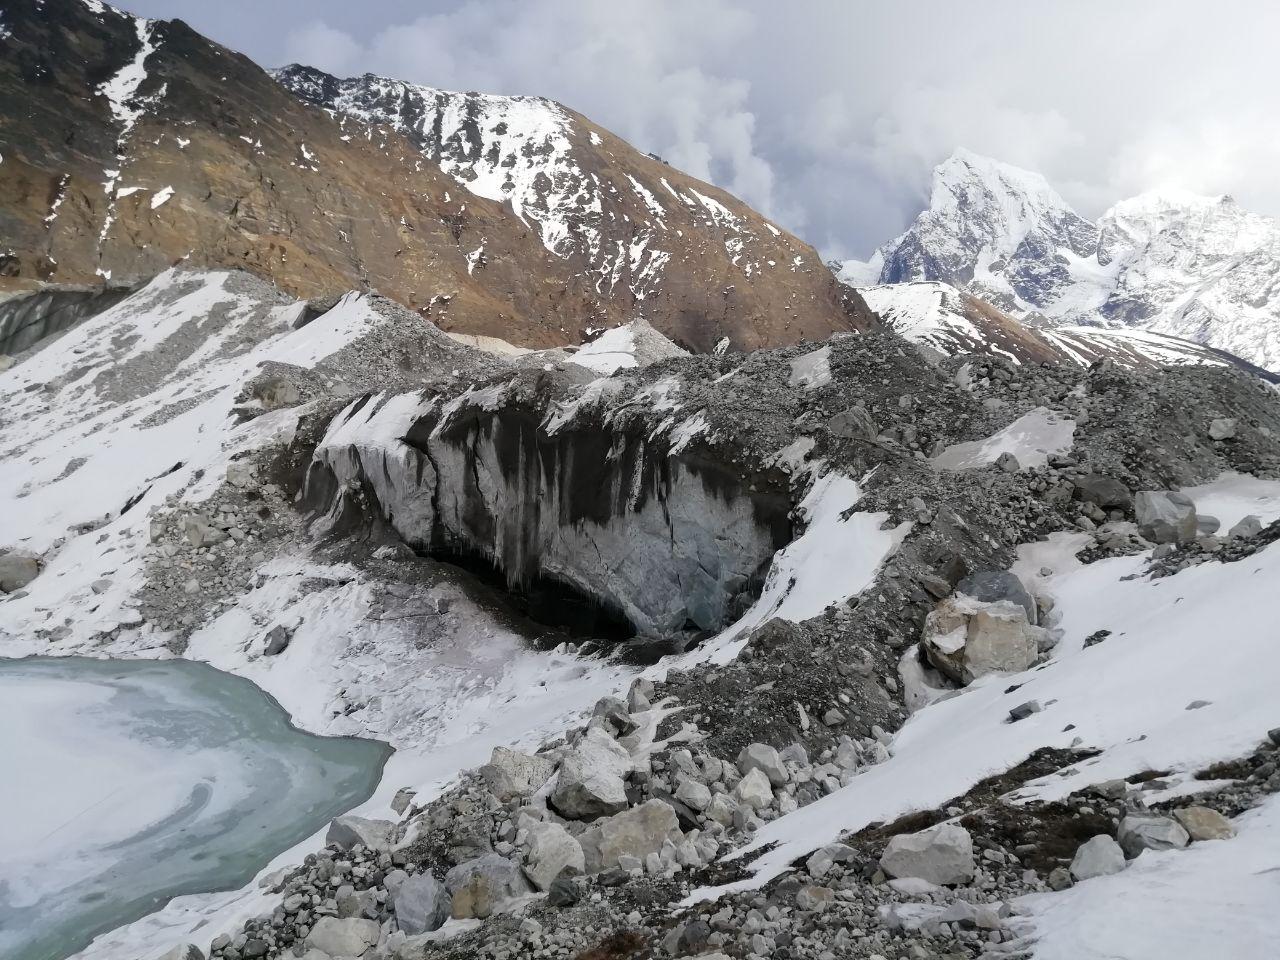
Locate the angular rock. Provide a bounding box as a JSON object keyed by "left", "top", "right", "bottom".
{"left": 674, "top": 776, "right": 713, "bottom": 811}
{"left": 263, "top": 625, "right": 291, "bottom": 656}
{"left": 524, "top": 821, "right": 585, "bottom": 891}
{"left": 1173, "top": 806, "right": 1236, "bottom": 841}
{"left": 956, "top": 569, "right": 1037, "bottom": 624}
{"left": 1074, "top": 474, "right": 1133, "bottom": 512}
{"left": 305, "top": 917, "right": 379, "bottom": 957}
{"left": 879, "top": 823, "right": 975, "bottom": 886}
{"left": 326, "top": 815, "right": 395, "bottom": 852}
{"left": 480, "top": 746, "right": 556, "bottom": 801}
{"left": 547, "top": 872, "right": 582, "bottom": 907}
{"left": 1117, "top": 814, "right": 1190, "bottom": 857}
{"left": 393, "top": 869, "right": 449, "bottom": 934}
{"left": 0, "top": 553, "right": 38, "bottom": 593}
{"left": 1209, "top": 417, "right": 1237, "bottom": 440}
{"left": 1069, "top": 834, "right": 1126, "bottom": 881}
{"left": 732, "top": 767, "right": 774, "bottom": 809}
{"left": 737, "top": 742, "right": 788, "bottom": 786}
{"left": 158, "top": 946, "right": 205, "bottom": 960}
{"left": 578, "top": 799, "right": 682, "bottom": 873}
{"left": 549, "top": 726, "right": 632, "bottom": 820}
{"left": 444, "top": 854, "right": 530, "bottom": 919}
{"left": 705, "top": 792, "right": 740, "bottom": 826}
{"left": 922, "top": 595, "right": 1040, "bottom": 685}
{"left": 1228, "top": 515, "right": 1263, "bottom": 540}
{"left": 1135, "top": 490, "right": 1197, "bottom": 544}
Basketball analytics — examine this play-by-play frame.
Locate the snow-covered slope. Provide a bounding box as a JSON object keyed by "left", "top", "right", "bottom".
{"left": 857, "top": 280, "right": 1275, "bottom": 377}
{"left": 838, "top": 151, "right": 1280, "bottom": 370}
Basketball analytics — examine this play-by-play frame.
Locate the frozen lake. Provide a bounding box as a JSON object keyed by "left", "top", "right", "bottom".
{"left": 0, "top": 657, "right": 392, "bottom": 960}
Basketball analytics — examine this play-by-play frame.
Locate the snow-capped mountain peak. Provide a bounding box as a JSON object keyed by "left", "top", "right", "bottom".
{"left": 837, "top": 151, "right": 1280, "bottom": 370}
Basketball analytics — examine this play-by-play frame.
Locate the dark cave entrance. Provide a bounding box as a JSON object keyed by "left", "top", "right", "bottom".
{"left": 422, "top": 541, "right": 638, "bottom": 644}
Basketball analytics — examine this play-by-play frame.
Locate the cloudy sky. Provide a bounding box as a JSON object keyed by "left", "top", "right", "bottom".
{"left": 122, "top": 0, "right": 1280, "bottom": 260}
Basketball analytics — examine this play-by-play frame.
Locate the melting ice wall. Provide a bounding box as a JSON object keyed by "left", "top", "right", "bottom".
{"left": 305, "top": 388, "right": 793, "bottom": 638}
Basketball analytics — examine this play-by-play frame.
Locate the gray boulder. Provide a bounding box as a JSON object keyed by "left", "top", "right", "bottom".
{"left": 578, "top": 799, "right": 682, "bottom": 873}
{"left": 1228, "top": 515, "right": 1263, "bottom": 539}
{"left": 1117, "top": 814, "right": 1190, "bottom": 857}
{"left": 828, "top": 404, "right": 878, "bottom": 440}
{"left": 305, "top": 917, "right": 379, "bottom": 957}
{"left": 480, "top": 746, "right": 555, "bottom": 801}
{"left": 1135, "top": 491, "right": 1197, "bottom": 544}
{"left": 263, "top": 625, "right": 291, "bottom": 656}
{"left": 1074, "top": 474, "right": 1133, "bottom": 512}
{"left": 732, "top": 767, "right": 774, "bottom": 809}
{"left": 879, "top": 823, "right": 975, "bottom": 886}
{"left": 737, "top": 743, "right": 788, "bottom": 786}
{"left": 1196, "top": 515, "right": 1221, "bottom": 536}
{"left": 524, "top": 821, "right": 585, "bottom": 891}
{"left": 549, "top": 727, "right": 632, "bottom": 820}
{"left": 444, "top": 854, "right": 530, "bottom": 919}
{"left": 393, "top": 869, "right": 449, "bottom": 934}
{"left": 0, "top": 553, "right": 38, "bottom": 593}
{"left": 326, "top": 815, "right": 395, "bottom": 852}
{"left": 1069, "top": 834, "right": 1126, "bottom": 881}
{"left": 955, "top": 570, "right": 1037, "bottom": 624}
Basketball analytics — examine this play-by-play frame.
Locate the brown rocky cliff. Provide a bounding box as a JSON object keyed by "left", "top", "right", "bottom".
{"left": 0, "top": 0, "right": 873, "bottom": 351}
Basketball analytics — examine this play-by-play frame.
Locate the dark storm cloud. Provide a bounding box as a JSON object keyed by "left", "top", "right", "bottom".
{"left": 119, "top": 1, "right": 1280, "bottom": 259}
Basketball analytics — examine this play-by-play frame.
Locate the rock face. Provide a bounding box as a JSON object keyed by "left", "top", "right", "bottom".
{"left": 0, "top": 0, "right": 870, "bottom": 353}
{"left": 921, "top": 594, "right": 1041, "bottom": 684}
{"left": 0, "top": 284, "right": 133, "bottom": 355}
{"left": 1135, "top": 491, "right": 1198, "bottom": 544}
{"left": 550, "top": 727, "right": 633, "bottom": 820}
{"left": 1070, "top": 835, "right": 1127, "bottom": 881}
{"left": 306, "top": 368, "right": 793, "bottom": 641}
{"left": 880, "top": 823, "right": 975, "bottom": 886}
{"left": 579, "top": 800, "right": 683, "bottom": 874}
{"left": 837, "top": 149, "right": 1280, "bottom": 370}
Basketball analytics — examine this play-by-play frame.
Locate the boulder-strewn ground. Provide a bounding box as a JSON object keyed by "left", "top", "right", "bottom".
{"left": 5, "top": 260, "right": 1278, "bottom": 960}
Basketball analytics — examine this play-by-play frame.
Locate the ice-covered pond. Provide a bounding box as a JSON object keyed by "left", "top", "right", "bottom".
{"left": 0, "top": 657, "right": 392, "bottom": 960}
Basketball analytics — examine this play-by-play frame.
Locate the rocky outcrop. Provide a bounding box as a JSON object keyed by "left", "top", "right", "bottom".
{"left": 0, "top": 283, "right": 132, "bottom": 356}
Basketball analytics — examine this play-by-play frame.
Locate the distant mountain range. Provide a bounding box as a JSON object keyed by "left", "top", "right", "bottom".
{"left": 835, "top": 149, "right": 1280, "bottom": 370}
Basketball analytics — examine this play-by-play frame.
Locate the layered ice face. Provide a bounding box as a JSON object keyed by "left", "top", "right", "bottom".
{"left": 0, "top": 656, "right": 391, "bottom": 960}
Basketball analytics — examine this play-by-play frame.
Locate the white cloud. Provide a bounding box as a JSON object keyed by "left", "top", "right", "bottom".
{"left": 233, "top": 0, "right": 1280, "bottom": 258}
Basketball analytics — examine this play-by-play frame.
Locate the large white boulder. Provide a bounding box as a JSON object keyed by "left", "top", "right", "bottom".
{"left": 305, "top": 917, "right": 380, "bottom": 957}
{"left": 550, "top": 727, "right": 633, "bottom": 820}
{"left": 921, "top": 594, "right": 1041, "bottom": 684}
{"left": 480, "top": 746, "right": 555, "bottom": 801}
{"left": 326, "top": 815, "right": 395, "bottom": 852}
{"left": 1069, "top": 834, "right": 1126, "bottom": 881}
{"left": 578, "top": 799, "right": 682, "bottom": 873}
{"left": 737, "top": 743, "right": 789, "bottom": 786}
{"left": 524, "top": 821, "right": 585, "bottom": 891}
{"left": 879, "top": 823, "right": 975, "bottom": 886}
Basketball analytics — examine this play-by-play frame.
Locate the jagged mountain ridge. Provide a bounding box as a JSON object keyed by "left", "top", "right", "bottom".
{"left": 837, "top": 149, "right": 1280, "bottom": 369}
{"left": 0, "top": 0, "right": 867, "bottom": 352}
{"left": 857, "top": 280, "right": 1280, "bottom": 381}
